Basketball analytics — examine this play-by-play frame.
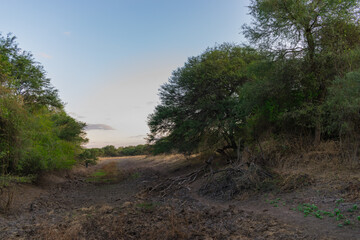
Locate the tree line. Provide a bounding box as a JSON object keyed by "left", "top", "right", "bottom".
{"left": 0, "top": 34, "right": 87, "bottom": 176}
{"left": 147, "top": 0, "right": 360, "bottom": 159}
{"left": 0, "top": 35, "right": 150, "bottom": 173}
{"left": 79, "top": 145, "right": 151, "bottom": 163}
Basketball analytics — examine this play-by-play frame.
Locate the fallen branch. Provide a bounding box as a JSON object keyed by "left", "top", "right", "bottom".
{"left": 143, "top": 156, "right": 217, "bottom": 197}
{"left": 147, "top": 165, "right": 208, "bottom": 197}
{"left": 199, "top": 162, "right": 273, "bottom": 199}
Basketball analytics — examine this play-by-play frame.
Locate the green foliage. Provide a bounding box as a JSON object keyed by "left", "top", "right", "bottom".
{"left": 0, "top": 86, "right": 26, "bottom": 174}
{"left": 292, "top": 200, "right": 359, "bottom": 227}
{"left": 16, "top": 108, "right": 81, "bottom": 174}
{"left": 144, "top": 0, "right": 360, "bottom": 156}
{"left": 86, "top": 169, "right": 108, "bottom": 183}
{"left": 119, "top": 144, "right": 149, "bottom": 156}
{"left": 0, "top": 34, "right": 62, "bottom": 108}
{"left": 86, "top": 144, "right": 151, "bottom": 157}
{"left": 148, "top": 3, "right": 360, "bottom": 153}
{"left": 241, "top": 0, "right": 360, "bottom": 143}
{"left": 296, "top": 203, "right": 321, "bottom": 217}
{"left": 92, "top": 170, "right": 106, "bottom": 177}
{"left": 266, "top": 198, "right": 286, "bottom": 208}
{"left": 148, "top": 138, "right": 173, "bottom": 155}
{"left": 0, "top": 174, "right": 36, "bottom": 187}
{"left": 349, "top": 204, "right": 358, "bottom": 212}
{"left": 51, "top": 111, "right": 87, "bottom": 143}
{"left": 78, "top": 148, "right": 100, "bottom": 165}
{"left": 335, "top": 198, "right": 344, "bottom": 207}
{"left": 243, "top": 0, "right": 359, "bottom": 58}
{"left": 0, "top": 33, "right": 87, "bottom": 176}
{"left": 344, "top": 219, "right": 351, "bottom": 225}
{"left": 323, "top": 70, "right": 360, "bottom": 138}
{"left": 148, "top": 44, "right": 263, "bottom": 154}
{"left": 136, "top": 202, "right": 159, "bottom": 211}
{"left": 102, "top": 145, "right": 119, "bottom": 157}
{"left": 131, "top": 172, "right": 141, "bottom": 179}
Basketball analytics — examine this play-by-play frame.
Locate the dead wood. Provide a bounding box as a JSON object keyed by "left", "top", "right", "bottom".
{"left": 146, "top": 165, "right": 208, "bottom": 197}
{"left": 143, "top": 153, "right": 272, "bottom": 200}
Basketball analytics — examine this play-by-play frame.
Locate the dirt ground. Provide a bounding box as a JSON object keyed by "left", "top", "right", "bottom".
{"left": 1, "top": 154, "right": 360, "bottom": 239}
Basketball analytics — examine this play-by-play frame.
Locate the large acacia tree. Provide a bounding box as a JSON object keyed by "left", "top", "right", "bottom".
{"left": 147, "top": 44, "right": 262, "bottom": 155}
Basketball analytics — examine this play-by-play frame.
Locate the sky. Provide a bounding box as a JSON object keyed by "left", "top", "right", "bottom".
{"left": 0, "top": 0, "right": 251, "bottom": 148}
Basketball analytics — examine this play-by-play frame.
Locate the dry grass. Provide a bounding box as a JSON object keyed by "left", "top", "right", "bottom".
{"left": 86, "top": 161, "right": 128, "bottom": 184}
{"left": 34, "top": 200, "right": 309, "bottom": 240}
{"left": 4, "top": 149, "right": 360, "bottom": 239}
{"left": 86, "top": 154, "right": 192, "bottom": 184}
{"left": 250, "top": 137, "right": 359, "bottom": 176}
{"left": 199, "top": 162, "right": 272, "bottom": 200}
{"left": 279, "top": 173, "right": 314, "bottom": 192}
{"left": 0, "top": 186, "right": 14, "bottom": 213}
{"left": 343, "top": 182, "right": 360, "bottom": 201}
{"left": 237, "top": 138, "right": 360, "bottom": 197}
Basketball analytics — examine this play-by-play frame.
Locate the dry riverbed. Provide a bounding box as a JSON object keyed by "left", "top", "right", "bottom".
{"left": 1, "top": 155, "right": 360, "bottom": 239}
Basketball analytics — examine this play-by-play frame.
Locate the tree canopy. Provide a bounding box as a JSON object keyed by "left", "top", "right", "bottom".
{"left": 0, "top": 34, "right": 62, "bottom": 108}
{"left": 148, "top": 0, "right": 360, "bottom": 157}
{"left": 243, "top": 0, "right": 359, "bottom": 58}
{"left": 148, "top": 44, "right": 263, "bottom": 155}
{"left": 0, "top": 34, "right": 87, "bottom": 175}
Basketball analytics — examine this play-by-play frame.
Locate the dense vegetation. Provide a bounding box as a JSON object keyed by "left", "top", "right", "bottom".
{"left": 2, "top": 0, "right": 360, "bottom": 176}
{"left": 0, "top": 34, "right": 87, "bottom": 176}
{"left": 148, "top": 0, "right": 360, "bottom": 158}
{"left": 81, "top": 144, "right": 151, "bottom": 161}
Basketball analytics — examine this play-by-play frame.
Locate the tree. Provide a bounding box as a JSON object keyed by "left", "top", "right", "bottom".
{"left": 118, "top": 144, "right": 150, "bottom": 156}
{"left": 324, "top": 69, "right": 360, "bottom": 139}
{"left": 0, "top": 33, "right": 87, "bottom": 175}
{"left": 0, "top": 86, "right": 25, "bottom": 174}
{"left": 51, "top": 111, "right": 87, "bottom": 143}
{"left": 243, "top": 0, "right": 360, "bottom": 93}
{"left": 0, "top": 34, "right": 62, "bottom": 109}
{"left": 102, "top": 145, "right": 119, "bottom": 157}
{"left": 148, "top": 44, "right": 262, "bottom": 155}
{"left": 243, "top": 0, "right": 359, "bottom": 59}
{"left": 78, "top": 148, "right": 99, "bottom": 166}
{"left": 243, "top": 0, "right": 360, "bottom": 143}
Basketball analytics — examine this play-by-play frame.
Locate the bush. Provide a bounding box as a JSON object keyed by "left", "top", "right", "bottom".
{"left": 323, "top": 70, "right": 360, "bottom": 139}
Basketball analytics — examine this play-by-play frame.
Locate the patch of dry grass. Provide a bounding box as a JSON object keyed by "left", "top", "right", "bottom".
{"left": 86, "top": 161, "right": 129, "bottom": 184}
{"left": 248, "top": 138, "right": 359, "bottom": 179}
{"left": 0, "top": 186, "right": 14, "bottom": 213}
{"left": 34, "top": 200, "right": 309, "bottom": 240}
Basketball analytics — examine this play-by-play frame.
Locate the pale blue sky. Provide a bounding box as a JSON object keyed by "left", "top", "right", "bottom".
{"left": 0, "top": 0, "right": 251, "bottom": 147}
